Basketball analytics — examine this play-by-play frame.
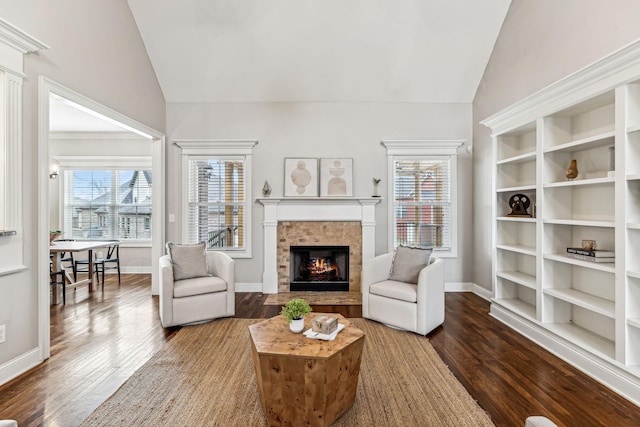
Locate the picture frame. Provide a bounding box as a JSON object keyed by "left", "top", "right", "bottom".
{"left": 320, "top": 158, "right": 353, "bottom": 197}
{"left": 284, "top": 158, "right": 318, "bottom": 197}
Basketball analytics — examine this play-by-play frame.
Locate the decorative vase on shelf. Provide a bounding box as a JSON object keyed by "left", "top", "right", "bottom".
{"left": 566, "top": 159, "right": 578, "bottom": 180}
{"left": 289, "top": 318, "right": 305, "bottom": 333}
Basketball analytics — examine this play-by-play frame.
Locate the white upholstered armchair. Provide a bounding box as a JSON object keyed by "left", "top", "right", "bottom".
{"left": 362, "top": 252, "right": 444, "bottom": 335}
{"left": 159, "top": 246, "right": 235, "bottom": 328}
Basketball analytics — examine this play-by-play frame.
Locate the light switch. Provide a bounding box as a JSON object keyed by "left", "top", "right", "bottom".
{"left": 169, "top": 214, "right": 175, "bottom": 223}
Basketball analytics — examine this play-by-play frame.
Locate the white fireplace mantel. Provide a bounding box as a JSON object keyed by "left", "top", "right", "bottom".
{"left": 257, "top": 197, "right": 381, "bottom": 293}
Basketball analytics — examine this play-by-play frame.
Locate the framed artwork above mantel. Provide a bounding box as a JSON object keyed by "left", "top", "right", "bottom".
{"left": 320, "top": 158, "right": 353, "bottom": 197}
{"left": 284, "top": 158, "right": 318, "bottom": 197}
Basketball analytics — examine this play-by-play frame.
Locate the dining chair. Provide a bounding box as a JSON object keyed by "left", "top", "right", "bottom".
{"left": 96, "top": 243, "right": 121, "bottom": 286}
{"left": 55, "top": 238, "right": 77, "bottom": 281}
{"left": 49, "top": 260, "right": 67, "bottom": 304}
{"left": 73, "top": 247, "right": 101, "bottom": 287}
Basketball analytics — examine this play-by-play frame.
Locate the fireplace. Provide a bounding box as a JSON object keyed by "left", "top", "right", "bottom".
{"left": 258, "top": 197, "right": 380, "bottom": 293}
{"left": 290, "top": 246, "right": 349, "bottom": 291}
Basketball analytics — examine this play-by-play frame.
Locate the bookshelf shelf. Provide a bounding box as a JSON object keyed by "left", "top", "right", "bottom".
{"left": 497, "top": 244, "right": 536, "bottom": 257}
{"left": 544, "top": 323, "right": 615, "bottom": 360}
{"left": 543, "top": 176, "right": 614, "bottom": 188}
{"left": 628, "top": 270, "right": 640, "bottom": 280}
{"left": 496, "top": 271, "right": 536, "bottom": 290}
{"left": 628, "top": 318, "right": 640, "bottom": 329}
{"left": 627, "top": 123, "right": 640, "bottom": 134}
{"left": 543, "top": 253, "right": 615, "bottom": 273}
{"left": 542, "top": 131, "right": 615, "bottom": 154}
{"left": 497, "top": 151, "right": 536, "bottom": 165}
{"left": 494, "top": 298, "right": 536, "bottom": 319}
{"left": 542, "top": 219, "right": 615, "bottom": 228}
{"left": 543, "top": 288, "right": 615, "bottom": 318}
{"left": 496, "top": 184, "right": 537, "bottom": 193}
{"left": 497, "top": 216, "right": 536, "bottom": 223}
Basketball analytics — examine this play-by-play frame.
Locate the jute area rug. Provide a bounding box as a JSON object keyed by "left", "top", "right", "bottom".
{"left": 81, "top": 318, "right": 493, "bottom": 426}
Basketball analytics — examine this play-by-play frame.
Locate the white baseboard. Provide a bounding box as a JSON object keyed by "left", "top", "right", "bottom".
{"left": 0, "top": 347, "right": 41, "bottom": 386}
{"left": 490, "top": 303, "right": 640, "bottom": 408}
{"left": 120, "top": 266, "right": 152, "bottom": 274}
{"left": 234, "top": 281, "right": 494, "bottom": 297}
{"left": 236, "top": 282, "right": 263, "bottom": 292}
{"left": 445, "top": 282, "right": 492, "bottom": 300}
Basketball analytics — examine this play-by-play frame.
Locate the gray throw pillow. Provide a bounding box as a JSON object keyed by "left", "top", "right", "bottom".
{"left": 389, "top": 246, "right": 433, "bottom": 284}
{"left": 166, "top": 242, "right": 209, "bottom": 281}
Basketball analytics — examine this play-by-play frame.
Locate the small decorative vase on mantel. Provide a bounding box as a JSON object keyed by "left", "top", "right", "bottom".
{"left": 281, "top": 298, "right": 312, "bottom": 334}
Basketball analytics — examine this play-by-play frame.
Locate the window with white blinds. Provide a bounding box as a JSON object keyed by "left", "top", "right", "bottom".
{"left": 63, "top": 169, "right": 152, "bottom": 241}
{"left": 393, "top": 158, "right": 453, "bottom": 252}
{"left": 186, "top": 158, "right": 246, "bottom": 251}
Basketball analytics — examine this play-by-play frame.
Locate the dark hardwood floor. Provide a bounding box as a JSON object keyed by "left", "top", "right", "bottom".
{"left": 0, "top": 274, "right": 639, "bottom": 426}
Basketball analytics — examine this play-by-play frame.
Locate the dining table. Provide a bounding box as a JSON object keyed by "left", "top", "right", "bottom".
{"left": 49, "top": 240, "right": 120, "bottom": 304}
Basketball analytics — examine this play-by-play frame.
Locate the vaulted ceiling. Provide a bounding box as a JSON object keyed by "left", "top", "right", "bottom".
{"left": 127, "top": 0, "right": 511, "bottom": 103}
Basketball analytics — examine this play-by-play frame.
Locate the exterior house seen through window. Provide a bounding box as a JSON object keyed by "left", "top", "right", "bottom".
{"left": 63, "top": 169, "right": 152, "bottom": 241}
{"left": 393, "top": 158, "right": 453, "bottom": 253}
{"left": 187, "top": 158, "right": 246, "bottom": 251}
{"left": 176, "top": 139, "right": 256, "bottom": 258}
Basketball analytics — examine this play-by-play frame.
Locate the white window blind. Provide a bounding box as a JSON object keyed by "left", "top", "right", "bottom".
{"left": 186, "top": 158, "right": 246, "bottom": 250}
{"left": 63, "top": 169, "right": 152, "bottom": 240}
{"left": 393, "top": 158, "right": 452, "bottom": 251}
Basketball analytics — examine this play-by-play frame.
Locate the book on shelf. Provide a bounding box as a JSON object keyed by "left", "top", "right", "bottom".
{"left": 566, "top": 247, "right": 615, "bottom": 257}
{"left": 566, "top": 253, "right": 615, "bottom": 263}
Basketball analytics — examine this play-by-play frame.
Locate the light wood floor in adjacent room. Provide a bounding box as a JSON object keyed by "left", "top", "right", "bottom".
{"left": 0, "top": 274, "right": 639, "bottom": 426}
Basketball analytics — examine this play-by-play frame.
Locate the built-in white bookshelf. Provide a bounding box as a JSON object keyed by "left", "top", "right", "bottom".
{"left": 493, "top": 122, "right": 538, "bottom": 322}
{"left": 482, "top": 41, "right": 640, "bottom": 406}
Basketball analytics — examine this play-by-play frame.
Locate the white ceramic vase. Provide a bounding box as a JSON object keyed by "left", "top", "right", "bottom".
{"left": 289, "top": 317, "right": 305, "bottom": 333}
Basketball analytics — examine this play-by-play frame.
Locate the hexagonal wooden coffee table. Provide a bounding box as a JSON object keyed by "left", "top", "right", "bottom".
{"left": 248, "top": 313, "right": 365, "bottom": 427}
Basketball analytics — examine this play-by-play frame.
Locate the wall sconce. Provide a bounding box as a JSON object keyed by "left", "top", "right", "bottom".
{"left": 49, "top": 161, "right": 59, "bottom": 179}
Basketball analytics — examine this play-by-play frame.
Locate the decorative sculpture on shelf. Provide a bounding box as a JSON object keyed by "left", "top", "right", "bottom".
{"left": 507, "top": 193, "right": 532, "bottom": 217}
{"left": 262, "top": 180, "right": 272, "bottom": 197}
{"left": 372, "top": 178, "right": 381, "bottom": 197}
{"left": 566, "top": 159, "right": 578, "bottom": 180}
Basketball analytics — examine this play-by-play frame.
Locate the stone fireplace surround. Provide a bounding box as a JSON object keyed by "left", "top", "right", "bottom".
{"left": 258, "top": 197, "right": 380, "bottom": 294}
{"left": 280, "top": 223, "right": 359, "bottom": 292}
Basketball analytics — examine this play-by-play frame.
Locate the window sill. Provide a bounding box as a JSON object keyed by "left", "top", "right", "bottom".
{"left": 119, "top": 241, "right": 152, "bottom": 248}
{"left": 208, "top": 249, "right": 252, "bottom": 259}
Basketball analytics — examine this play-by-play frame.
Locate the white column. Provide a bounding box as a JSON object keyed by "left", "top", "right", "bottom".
{"left": 261, "top": 199, "right": 279, "bottom": 293}
{"left": 360, "top": 199, "right": 378, "bottom": 261}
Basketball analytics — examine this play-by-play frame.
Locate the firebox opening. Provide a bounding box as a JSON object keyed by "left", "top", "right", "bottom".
{"left": 290, "top": 245, "right": 349, "bottom": 291}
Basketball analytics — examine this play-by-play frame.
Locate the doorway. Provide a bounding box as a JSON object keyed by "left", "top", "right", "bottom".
{"left": 38, "top": 77, "right": 165, "bottom": 359}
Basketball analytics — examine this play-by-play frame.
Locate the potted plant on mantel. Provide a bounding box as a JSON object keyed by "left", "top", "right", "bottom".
{"left": 281, "top": 298, "right": 312, "bottom": 333}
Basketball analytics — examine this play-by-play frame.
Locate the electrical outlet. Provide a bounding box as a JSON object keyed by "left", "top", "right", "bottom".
{"left": 0, "top": 324, "right": 6, "bottom": 344}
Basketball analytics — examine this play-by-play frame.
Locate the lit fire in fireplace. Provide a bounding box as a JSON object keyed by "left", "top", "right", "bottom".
{"left": 290, "top": 245, "right": 349, "bottom": 289}
{"left": 307, "top": 257, "right": 339, "bottom": 281}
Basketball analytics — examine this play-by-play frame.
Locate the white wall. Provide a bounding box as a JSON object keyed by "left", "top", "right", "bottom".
{"left": 167, "top": 101, "right": 473, "bottom": 285}
{"left": 0, "top": 1, "right": 164, "bottom": 378}
{"left": 472, "top": 0, "right": 640, "bottom": 291}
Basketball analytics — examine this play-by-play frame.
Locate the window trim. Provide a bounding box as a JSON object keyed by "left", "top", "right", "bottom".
{"left": 382, "top": 140, "right": 464, "bottom": 258}
{"left": 56, "top": 155, "right": 153, "bottom": 244}
{"left": 175, "top": 140, "right": 258, "bottom": 259}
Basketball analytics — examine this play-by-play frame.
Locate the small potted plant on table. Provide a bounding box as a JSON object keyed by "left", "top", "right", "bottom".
{"left": 281, "top": 298, "right": 312, "bottom": 333}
